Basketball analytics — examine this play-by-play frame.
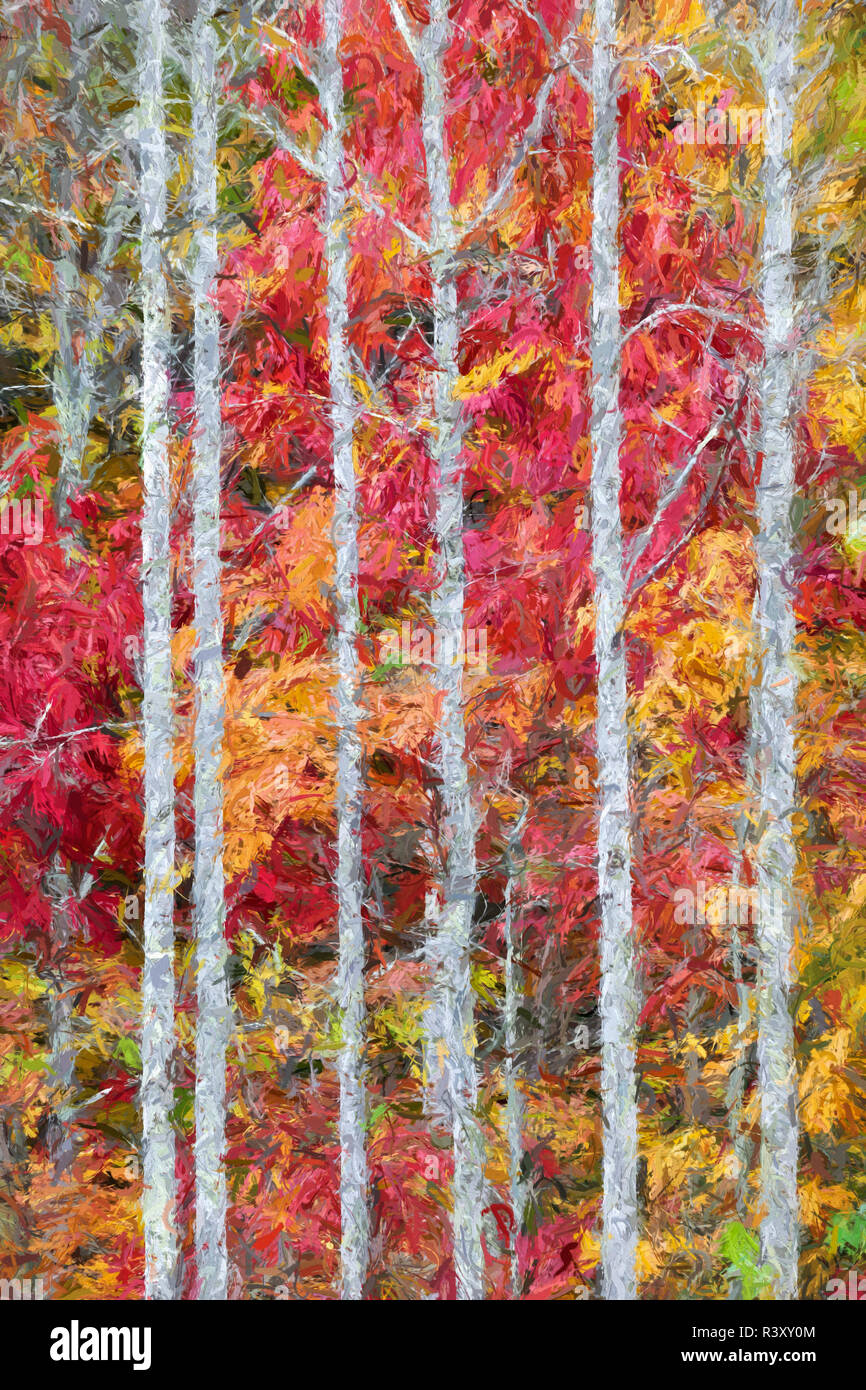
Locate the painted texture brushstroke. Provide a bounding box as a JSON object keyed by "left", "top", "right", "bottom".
{"left": 590, "top": 0, "right": 639, "bottom": 1302}
{"left": 0, "top": 0, "right": 863, "bottom": 1306}
{"left": 50, "top": 0, "right": 98, "bottom": 539}
{"left": 321, "top": 0, "right": 370, "bottom": 1301}
{"left": 753, "top": 0, "right": 801, "bottom": 1301}
{"left": 191, "top": 0, "right": 230, "bottom": 1303}
{"left": 503, "top": 804, "right": 527, "bottom": 1299}
{"left": 415, "top": 0, "right": 485, "bottom": 1300}
{"left": 137, "top": 0, "right": 178, "bottom": 1302}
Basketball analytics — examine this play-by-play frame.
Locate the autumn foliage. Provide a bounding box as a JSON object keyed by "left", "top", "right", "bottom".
{"left": 0, "top": 0, "right": 864, "bottom": 1299}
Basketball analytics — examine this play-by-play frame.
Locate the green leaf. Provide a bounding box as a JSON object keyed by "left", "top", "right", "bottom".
{"left": 829, "top": 1203, "right": 866, "bottom": 1260}
{"left": 170, "top": 1087, "right": 194, "bottom": 1133}
{"left": 364, "top": 1101, "right": 391, "bottom": 1133}
{"left": 113, "top": 1036, "right": 141, "bottom": 1073}
{"left": 720, "top": 1221, "right": 774, "bottom": 1299}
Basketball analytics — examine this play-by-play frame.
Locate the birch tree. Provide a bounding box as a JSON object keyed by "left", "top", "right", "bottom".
{"left": 502, "top": 803, "right": 528, "bottom": 1299}
{"left": 389, "top": 0, "right": 569, "bottom": 1302}
{"left": 46, "top": 87, "right": 89, "bottom": 1163}
{"left": 590, "top": 0, "right": 639, "bottom": 1300}
{"left": 725, "top": 585, "right": 761, "bottom": 1241}
{"left": 52, "top": 254, "right": 94, "bottom": 537}
{"left": 52, "top": 187, "right": 128, "bottom": 538}
{"left": 752, "top": 0, "right": 800, "bottom": 1300}
{"left": 46, "top": 9, "right": 116, "bottom": 1162}
{"left": 321, "top": 0, "right": 370, "bottom": 1300}
{"left": 45, "top": 853, "right": 75, "bottom": 1175}
{"left": 190, "top": 0, "right": 230, "bottom": 1302}
{"left": 51, "top": 0, "right": 98, "bottom": 537}
{"left": 221, "top": 1, "right": 372, "bottom": 1297}
{"left": 138, "top": 0, "right": 178, "bottom": 1302}
{"left": 406, "top": 0, "right": 486, "bottom": 1300}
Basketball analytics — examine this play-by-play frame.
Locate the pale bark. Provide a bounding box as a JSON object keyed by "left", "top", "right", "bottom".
{"left": 590, "top": 0, "right": 638, "bottom": 1301}
{"left": 190, "top": 0, "right": 230, "bottom": 1302}
{"left": 52, "top": 188, "right": 127, "bottom": 533}
{"left": 726, "top": 864, "right": 755, "bottom": 1228}
{"left": 321, "top": 0, "right": 370, "bottom": 1300}
{"left": 52, "top": 252, "right": 94, "bottom": 536}
{"left": 416, "top": 0, "right": 485, "bottom": 1300}
{"left": 503, "top": 810, "right": 527, "bottom": 1298}
{"left": 138, "top": 0, "right": 178, "bottom": 1302}
{"left": 46, "top": 854, "right": 76, "bottom": 1176}
{"left": 51, "top": 0, "right": 102, "bottom": 534}
{"left": 752, "top": 0, "right": 800, "bottom": 1300}
{"left": 727, "top": 596, "right": 760, "bottom": 1237}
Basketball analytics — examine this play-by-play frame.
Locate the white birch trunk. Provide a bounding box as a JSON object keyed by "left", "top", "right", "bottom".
{"left": 190, "top": 0, "right": 230, "bottom": 1302}
{"left": 417, "top": 0, "right": 485, "bottom": 1300}
{"left": 52, "top": 255, "right": 94, "bottom": 535}
{"left": 503, "top": 813, "right": 526, "bottom": 1298}
{"left": 46, "top": 0, "right": 94, "bottom": 1146}
{"left": 46, "top": 854, "right": 76, "bottom": 1175}
{"left": 752, "top": 0, "right": 800, "bottom": 1300}
{"left": 321, "top": 0, "right": 370, "bottom": 1301}
{"left": 52, "top": 0, "right": 100, "bottom": 534}
{"left": 138, "top": 0, "right": 178, "bottom": 1302}
{"left": 725, "top": 864, "right": 755, "bottom": 1227}
{"left": 590, "top": 0, "right": 638, "bottom": 1301}
{"left": 728, "top": 596, "right": 760, "bottom": 1238}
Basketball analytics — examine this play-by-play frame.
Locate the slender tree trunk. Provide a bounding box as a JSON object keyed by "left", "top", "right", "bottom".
{"left": 321, "top": 0, "right": 369, "bottom": 1300}
{"left": 728, "top": 599, "right": 760, "bottom": 1239}
{"left": 726, "top": 867, "right": 755, "bottom": 1227}
{"left": 45, "top": 0, "right": 94, "bottom": 1155}
{"left": 533, "top": 934, "right": 556, "bottom": 1074}
{"left": 138, "top": 0, "right": 178, "bottom": 1301}
{"left": 52, "top": 257, "right": 93, "bottom": 536}
{"left": 190, "top": 0, "right": 229, "bottom": 1302}
{"left": 417, "top": 0, "right": 485, "bottom": 1300}
{"left": 422, "top": 884, "right": 444, "bottom": 1104}
{"left": 46, "top": 854, "right": 76, "bottom": 1176}
{"left": 590, "top": 0, "right": 638, "bottom": 1301}
{"left": 52, "top": 0, "right": 100, "bottom": 536}
{"left": 503, "top": 810, "right": 527, "bottom": 1299}
{"left": 752, "top": 0, "right": 800, "bottom": 1300}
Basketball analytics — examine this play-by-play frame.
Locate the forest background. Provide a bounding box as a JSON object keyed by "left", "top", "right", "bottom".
{"left": 0, "top": 0, "right": 864, "bottom": 1301}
